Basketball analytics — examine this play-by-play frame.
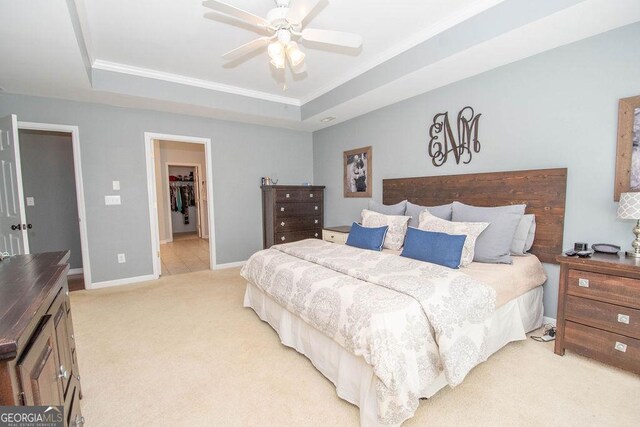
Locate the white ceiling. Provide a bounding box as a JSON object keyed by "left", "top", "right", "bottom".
{"left": 1, "top": 0, "right": 639, "bottom": 131}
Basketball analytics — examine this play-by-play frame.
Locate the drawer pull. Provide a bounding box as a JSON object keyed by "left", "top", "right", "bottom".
{"left": 330, "top": 235, "right": 335, "bottom": 239}
{"left": 314, "top": 219, "right": 318, "bottom": 224}
{"left": 75, "top": 415, "right": 86, "bottom": 426}
{"left": 280, "top": 207, "right": 285, "bottom": 212}
{"left": 578, "top": 278, "right": 590, "bottom": 288}
{"left": 286, "top": 193, "right": 290, "bottom": 198}
{"left": 314, "top": 206, "right": 318, "bottom": 210}
{"left": 58, "top": 365, "right": 69, "bottom": 380}
{"left": 310, "top": 193, "right": 314, "bottom": 198}
{"left": 74, "top": 373, "right": 81, "bottom": 382}
{"left": 617, "top": 314, "right": 630, "bottom": 324}
{"left": 614, "top": 341, "right": 628, "bottom": 352}
{"left": 281, "top": 236, "right": 286, "bottom": 241}
{"left": 280, "top": 222, "right": 285, "bottom": 226}
{"left": 314, "top": 233, "right": 318, "bottom": 237}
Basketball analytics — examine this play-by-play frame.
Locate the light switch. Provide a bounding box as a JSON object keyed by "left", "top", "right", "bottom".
{"left": 112, "top": 180, "right": 120, "bottom": 190}
{"left": 105, "top": 195, "right": 121, "bottom": 205}
{"left": 26, "top": 197, "right": 35, "bottom": 206}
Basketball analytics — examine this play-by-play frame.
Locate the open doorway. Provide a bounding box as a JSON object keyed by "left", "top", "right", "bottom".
{"left": 146, "top": 135, "right": 215, "bottom": 277}
{"left": 16, "top": 122, "right": 91, "bottom": 290}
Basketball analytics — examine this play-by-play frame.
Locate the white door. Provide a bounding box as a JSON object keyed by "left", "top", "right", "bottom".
{"left": 0, "top": 115, "right": 29, "bottom": 255}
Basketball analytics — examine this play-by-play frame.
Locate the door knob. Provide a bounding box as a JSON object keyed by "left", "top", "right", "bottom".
{"left": 10, "top": 224, "right": 21, "bottom": 230}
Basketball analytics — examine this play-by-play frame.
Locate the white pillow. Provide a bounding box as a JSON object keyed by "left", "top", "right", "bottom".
{"left": 511, "top": 214, "right": 536, "bottom": 255}
{"left": 418, "top": 210, "right": 489, "bottom": 267}
{"left": 361, "top": 209, "right": 410, "bottom": 251}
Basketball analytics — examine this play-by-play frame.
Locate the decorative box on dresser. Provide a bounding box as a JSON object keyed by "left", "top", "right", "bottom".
{"left": 555, "top": 253, "right": 640, "bottom": 374}
{"left": 0, "top": 251, "right": 84, "bottom": 426}
{"left": 261, "top": 185, "right": 325, "bottom": 248}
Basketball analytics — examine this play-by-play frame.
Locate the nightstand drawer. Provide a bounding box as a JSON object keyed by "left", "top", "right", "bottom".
{"left": 322, "top": 229, "right": 348, "bottom": 244}
{"left": 567, "top": 270, "right": 640, "bottom": 309}
{"left": 564, "top": 321, "right": 640, "bottom": 374}
{"left": 565, "top": 295, "right": 640, "bottom": 340}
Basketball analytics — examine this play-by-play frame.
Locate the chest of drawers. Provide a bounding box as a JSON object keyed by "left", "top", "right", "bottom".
{"left": 555, "top": 253, "right": 640, "bottom": 374}
{"left": 261, "top": 185, "right": 325, "bottom": 248}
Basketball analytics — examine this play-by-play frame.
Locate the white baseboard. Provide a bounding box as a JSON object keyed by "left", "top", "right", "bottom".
{"left": 68, "top": 268, "right": 83, "bottom": 276}
{"left": 90, "top": 274, "right": 156, "bottom": 289}
{"left": 213, "top": 260, "right": 246, "bottom": 270}
{"left": 543, "top": 316, "right": 557, "bottom": 326}
{"left": 160, "top": 239, "right": 170, "bottom": 244}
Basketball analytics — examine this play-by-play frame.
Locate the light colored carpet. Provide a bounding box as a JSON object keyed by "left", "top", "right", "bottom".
{"left": 70, "top": 268, "right": 640, "bottom": 426}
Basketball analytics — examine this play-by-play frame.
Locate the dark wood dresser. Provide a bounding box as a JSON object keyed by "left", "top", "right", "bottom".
{"left": 555, "top": 253, "right": 640, "bottom": 374}
{"left": 0, "top": 252, "right": 84, "bottom": 426}
{"left": 261, "top": 185, "right": 325, "bottom": 248}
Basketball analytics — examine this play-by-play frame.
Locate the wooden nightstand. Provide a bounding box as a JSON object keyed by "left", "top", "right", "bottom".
{"left": 555, "top": 253, "right": 640, "bottom": 374}
{"left": 322, "top": 225, "right": 351, "bottom": 244}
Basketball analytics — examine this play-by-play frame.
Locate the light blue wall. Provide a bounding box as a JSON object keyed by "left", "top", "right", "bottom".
{"left": 0, "top": 94, "right": 313, "bottom": 283}
{"left": 312, "top": 23, "right": 640, "bottom": 318}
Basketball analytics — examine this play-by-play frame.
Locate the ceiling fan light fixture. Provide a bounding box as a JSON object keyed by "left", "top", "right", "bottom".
{"left": 270, "top": 57, "right": 286, "bottom": 69}
{"left": 267, "top": 41, "right": 284, "bottom": 60}
{"left": 286, "top": 41, "right": 305, "bottom": 67}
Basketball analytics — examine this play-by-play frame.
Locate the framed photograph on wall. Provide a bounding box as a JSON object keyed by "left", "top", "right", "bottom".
{"left": 344, "top": 146, "right": 372, "bottom": 198}
{"left": 614, "top": 95, "right": 640, "bottom": 201}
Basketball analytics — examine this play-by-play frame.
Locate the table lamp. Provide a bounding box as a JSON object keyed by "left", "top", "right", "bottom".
{"left": 617, "top": 192, "right": 640, "bottom": 257}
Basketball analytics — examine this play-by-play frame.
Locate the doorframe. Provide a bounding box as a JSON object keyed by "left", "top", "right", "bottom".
{"left": 17, "top": 121, "right": 93, "bottom": 287}
{"left": 144, "top": 132, "right": 216, "bottom": 279}
{"left": 164, "top": 162, "right": 204, "bottom": 240}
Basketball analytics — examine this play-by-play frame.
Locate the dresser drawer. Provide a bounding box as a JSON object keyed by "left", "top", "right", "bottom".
{"left": 565, "top": 295, "right": 640, "bottom": 340}
{"left": 275, "top": 202, "right": 322, "bottom": 217}
{"left": 276, "top": 216, "right": 321, "bottom": 231}
{"left": 564, "top": 320, "right": 640, "bottom": 374}
{"left": 275, "top": 229, "right": 322, "bottom": 244}
{"left": 275, "top": 189, "right": 323, "bottom": 202}
{"left": 322, "top": 229, "right": 348, "bottom": 244}
{"left": 567, "top": 269, "right": 640, "bottom": 309}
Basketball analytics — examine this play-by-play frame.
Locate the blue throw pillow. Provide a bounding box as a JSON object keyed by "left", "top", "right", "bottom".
{"left": 400, "top": 227, "right": 466, "bottom": 268}
{"left": 346, "top": 222, "right": 388, "bottom": 251}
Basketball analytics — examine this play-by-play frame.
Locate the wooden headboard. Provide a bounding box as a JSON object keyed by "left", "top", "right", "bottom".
{"left": 383, "top": 168, "right": 567, "bottom": 264}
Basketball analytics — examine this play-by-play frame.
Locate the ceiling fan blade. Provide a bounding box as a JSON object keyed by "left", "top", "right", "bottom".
{"left": 202, "top": 0, "right": 271, "bottom": 29}
{"left": 222, "top": 37, "right": 273, "bottom": 61}
{"left": 286, "top": 0, "right": 322, "bottom": 25}
{"left": 301, "top": 29, "right": 362, "bottom": 48}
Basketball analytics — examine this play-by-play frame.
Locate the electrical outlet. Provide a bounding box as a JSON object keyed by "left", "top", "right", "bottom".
{"left": 26, "top": 197, "right": 35, "bottom": 206}
{"left": 117, "top": 253, "right": 126, "bottom": 263}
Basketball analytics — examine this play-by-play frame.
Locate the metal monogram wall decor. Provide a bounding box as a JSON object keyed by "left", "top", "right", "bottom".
{"left": 428, "top": 106, "right": 482, "bottom": 167}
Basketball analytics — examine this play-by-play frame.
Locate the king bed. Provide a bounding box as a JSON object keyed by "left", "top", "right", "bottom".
{"left": 242, "top": 168, "right": 567, "bottom": 426}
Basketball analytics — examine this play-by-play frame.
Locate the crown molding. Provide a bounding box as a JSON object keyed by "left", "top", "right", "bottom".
{"left": 92, "top": 60, "right": 302, "bottom": 106}
{"left": 298, "top": 0, "right": 505, "bottom": 105}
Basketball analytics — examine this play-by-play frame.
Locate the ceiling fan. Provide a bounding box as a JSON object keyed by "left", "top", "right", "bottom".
{"left": 202, "top": 0, "right": 363, "bottom": 73}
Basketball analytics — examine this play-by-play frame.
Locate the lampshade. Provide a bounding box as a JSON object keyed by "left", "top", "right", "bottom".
{"left": 617, "top": 192, "right": 640, "bottom": 219}
{"left": 285, "top": 41, "right": 305, "bottom": 67}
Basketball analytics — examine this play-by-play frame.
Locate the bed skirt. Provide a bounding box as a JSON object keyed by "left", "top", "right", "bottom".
{"left": 243, "top": 282, "right": 543, "bottom": 427}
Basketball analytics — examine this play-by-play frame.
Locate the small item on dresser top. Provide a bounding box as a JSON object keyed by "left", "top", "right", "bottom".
{"left": 616, "top": 192, "right": 640, "bottom": 257}
{"left": 591, "top": 243, "right": 621, "bottom": 254}
{"left": 574, "top": 242, "right": 588, "bottom": 251}
{"left": 576, "top": 250, "right": 594, "bottom": 258}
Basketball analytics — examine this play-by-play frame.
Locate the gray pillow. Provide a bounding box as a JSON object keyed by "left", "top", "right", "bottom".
{"left": 368, "top": 200, "right": 407, "bottom": 216}
{"left": 452, "top": 201, "right": 526, "bottom": 264}
{"left": 405, "top": 201, "right": 452, "bottom": 227}
{"left": 511, "top": 214, "right": 535, "bottom": 255}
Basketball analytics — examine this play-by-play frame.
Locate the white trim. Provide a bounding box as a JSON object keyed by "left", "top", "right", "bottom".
{"left": 91, "top": 274, "right": 155, "bottom": 289}
{"left": 93, "top": 60, "right": 301, "bottom": 106}
{"left": 213, "top": 260, "right": 246, "bottom": 270}
{"left": 7, "top": 115, "right": 30, "bottom": 254}
{"left": 144, "top": 132, "right": 217, "bottom": 279}
{"left": 298, "top": 0, "right": 504, "bottom": 104}
{"left": 17, "top": 121, "right": 93, "bottom": 289}
{"left": 68, "top": 268, "right": 83, "bottom": 276}
{"left": 160, "top": 239, "right": 170, "bottom": 244}
{"left": 543, "top": 316, "right": 557, "bottom": 326}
